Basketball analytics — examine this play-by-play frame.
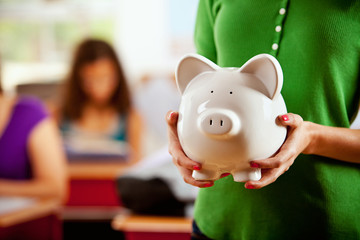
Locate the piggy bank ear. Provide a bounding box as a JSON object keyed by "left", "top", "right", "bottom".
{"left": 176, "top": 54, "right": 218, "bottom": 94}
{"left": 239, "top": 54, "right": 283, "bottom": 99}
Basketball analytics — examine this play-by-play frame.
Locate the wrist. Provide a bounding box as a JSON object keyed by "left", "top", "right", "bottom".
{"left": 302, "top": 121, "right": 320, "bottom": 155}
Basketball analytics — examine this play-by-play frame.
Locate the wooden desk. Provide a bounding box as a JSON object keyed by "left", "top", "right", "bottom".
{"left": 112, "top": 214, "right": 192, "bottom": 240}
{"left": 61, "top": 206, "right": 124, "bottom": 220}
{"left": 0, "top": 198, "right": 62, "bottom": 240}
{"left": 63, "top": 161, "right": 134, "bottom": 239}
{"left": 68, "top": 161, "right": 132, "bottom": 180}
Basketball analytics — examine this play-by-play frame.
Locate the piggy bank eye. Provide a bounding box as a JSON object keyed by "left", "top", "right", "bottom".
{"left": 230, "top": 91, "right": 233, "bottom": 94}
{"left": 211, "top": 90, "right": 214, "bottom": 93}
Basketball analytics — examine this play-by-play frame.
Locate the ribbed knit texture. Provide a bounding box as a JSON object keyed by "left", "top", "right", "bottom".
{"left": 194, "top": 0, "right": 360, "bottom": 239}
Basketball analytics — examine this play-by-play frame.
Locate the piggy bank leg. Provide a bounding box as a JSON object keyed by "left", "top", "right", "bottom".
{"left": 232, "top": 168, "right": 261, "bottom": 182}
{"left": 192, "top": 169, "right": 220, "bottom": 181}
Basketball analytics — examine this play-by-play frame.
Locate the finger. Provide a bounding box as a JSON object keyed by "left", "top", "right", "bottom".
{"left": 166, "top": 111, "right": 179, "bottom": 127}
{"left": 180, "top": 167, "right": 214, "bottom": 188}
{"left": 278, "top": 113, "right": 303, "bottom": 128}
{"left": 166, "top": 111, "right": 201, "bottom": 170}
{"left": 170, "top": 145, "right": 201, "bottom": 170}
{"left": 250, "top": 150, "right": 292, "bottom": 169}
{"left": 166, "top": 111, "right": 211, "bottom": 187}
{"left": 166, "top": 111, "right": 181, "bottom": 146}
{"left": 247, "top": 155, "right": 296, "bottom": 189}
{"left": 245, "top": 168, "right": 283, "bottom": 189}
{"left": 250, "top": 128, "right": 300, "bottom": 169}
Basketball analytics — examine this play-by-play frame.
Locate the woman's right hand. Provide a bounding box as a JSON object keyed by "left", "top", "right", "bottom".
{"left": 166, "top": 111, "right": 215, "bottom": 188}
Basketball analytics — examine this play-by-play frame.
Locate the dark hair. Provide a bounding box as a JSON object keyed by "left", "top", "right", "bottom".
{"left": 60, "top": 39, "right": 131, "bottom": 120}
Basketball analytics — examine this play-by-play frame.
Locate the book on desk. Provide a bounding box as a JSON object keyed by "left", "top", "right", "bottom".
{"left": 64, "top": 137, "right": 130, "bottom": 162}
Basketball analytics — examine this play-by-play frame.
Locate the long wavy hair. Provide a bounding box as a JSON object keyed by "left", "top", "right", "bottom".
{"left": 60, "top": 39, "right": 131, "bottom": 120}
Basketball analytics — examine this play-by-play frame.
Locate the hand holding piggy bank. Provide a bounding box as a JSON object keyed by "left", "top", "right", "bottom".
{"left": 176, "top": 54, "right": 287, "bottom": 182}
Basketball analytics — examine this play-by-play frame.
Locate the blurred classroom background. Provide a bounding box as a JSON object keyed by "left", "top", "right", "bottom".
{"left": 0, "top": 0, "right": 197, "bottom": 147}
{"left": 0, "top": 0, "right": 199, "bottom": 240}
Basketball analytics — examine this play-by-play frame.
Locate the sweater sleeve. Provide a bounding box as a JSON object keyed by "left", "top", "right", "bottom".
{"left": 194, "top": 0, "right": 219, "bottom": 64}
{"left": 16, "top": 97, "right": 49, "bottom": 139}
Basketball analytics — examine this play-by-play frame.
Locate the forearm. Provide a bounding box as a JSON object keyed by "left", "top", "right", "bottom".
{"left": 128, "top": 109, "right": 143, "bottom": 163}
{"left": 0, "top": 179, "right": 66, "bottom": 201}
{"left": 305, "top": 122, "right": 360, "bottom": 163}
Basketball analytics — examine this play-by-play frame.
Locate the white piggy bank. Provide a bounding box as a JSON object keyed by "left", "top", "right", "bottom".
{"left": 176, "top": 54, "right": 287, "bottom": 182}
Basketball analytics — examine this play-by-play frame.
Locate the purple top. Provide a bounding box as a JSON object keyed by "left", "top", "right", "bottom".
{"left": 0, "top": 97, "right": 48, "bottom": 180}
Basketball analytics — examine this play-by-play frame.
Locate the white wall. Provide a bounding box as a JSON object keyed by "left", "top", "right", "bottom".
{"left": 0, "top": 0, "right": 199, "bottom": 92}
{"left": 114, "top": 0, "right": 198, "bottom": 82}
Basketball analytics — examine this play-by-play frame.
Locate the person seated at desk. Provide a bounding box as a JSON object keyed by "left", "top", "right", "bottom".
{"left": 0, "top": 69, "right": 67, "bottom": 201}
{"left": 58, "top": 39, "right": 141, "bottom": 162}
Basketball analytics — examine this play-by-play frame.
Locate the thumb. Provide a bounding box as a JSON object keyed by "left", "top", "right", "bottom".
{"left": 278, "top": 113, "right": 303, "bottom": 128}
{"left": 166, "top": 111, "right": 179, "bottom": 127}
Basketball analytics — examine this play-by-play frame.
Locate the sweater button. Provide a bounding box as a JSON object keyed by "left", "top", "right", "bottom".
{"left": 275, "top": 25, "right": 282, "bottom": 32}
{"left": 279, "top": 8, "right": 286, "bottom": 15}
{"left": 272, "top": 43, "right": 279, "bottom": 50}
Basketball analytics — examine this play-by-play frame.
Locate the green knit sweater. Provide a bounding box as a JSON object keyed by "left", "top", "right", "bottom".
{"left": 193, "top": 0, "right": 360, "bottom": 239}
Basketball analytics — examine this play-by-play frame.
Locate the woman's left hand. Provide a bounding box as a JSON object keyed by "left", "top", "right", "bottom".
{"left": 245, "top": 113, "right": 314, "bottom": 189}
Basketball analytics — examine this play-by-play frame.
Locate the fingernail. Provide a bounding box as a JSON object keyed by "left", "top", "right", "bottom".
{"left": 203, "top": 183, "right": 214, "bottom": 188}
{"left": 193, "top": 165, "right": 201, "bottom": 170}
{"left": 168, "top": 112, "right": 174, "bottom": 120}
{"left": 245, "top": 184, "right": 255, "bottom": 189}
{"left": 250, "top": 162, "right": 260, "bottom": 168}
{"left": 282, "top": 115, "right": 289, "bottom": 121}
{"left": 221, "top": 173, "right": 231, "bottom": 178}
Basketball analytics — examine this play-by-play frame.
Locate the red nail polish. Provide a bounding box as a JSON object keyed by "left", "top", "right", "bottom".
{"left": 246, "top": 184, "right": 255, "bottom": 189}
{"left": 250, "top": 162, "right": 260, "bottom": 168}
{"left": 282, "top": 115, "right": 289, "bottom": 121}
{"left": 221, "top": 173, "right": 231, "bottom": 178}
{"left": 193, "top": 165, "right": 201, "bottom": 170}
{"left": 168, "top": 112, "right": 174, "bottom": 120}
{"left": 204, "top": 183, "right": 214, "bottom": 188}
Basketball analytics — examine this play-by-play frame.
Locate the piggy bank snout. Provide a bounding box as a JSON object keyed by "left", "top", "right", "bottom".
{"left": 198, "top": 110, "right": 241, "bottom": 138}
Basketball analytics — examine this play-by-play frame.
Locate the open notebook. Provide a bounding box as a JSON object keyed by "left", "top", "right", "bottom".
{"left": 0, "top": 197, "right": 36, "bottom": 216}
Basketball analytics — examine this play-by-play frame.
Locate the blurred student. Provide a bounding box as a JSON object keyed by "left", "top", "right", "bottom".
{"left": 59, "top": 39, "right": 141, "bottom": 161}
{"left": 0, "top": 64, "right": 67, "bottom": 201}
